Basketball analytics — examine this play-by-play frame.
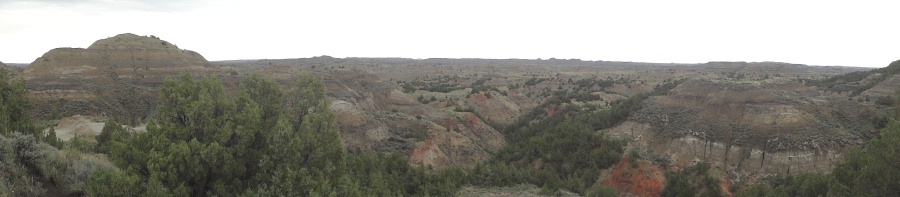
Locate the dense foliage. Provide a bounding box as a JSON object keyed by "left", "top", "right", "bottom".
{"left": 661, "top": 162, "right": 723, "bottom": 197}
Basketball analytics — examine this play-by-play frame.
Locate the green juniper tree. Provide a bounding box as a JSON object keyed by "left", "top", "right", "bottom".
{"left": 0, "top": 69, "right": 37, "bottom": 137}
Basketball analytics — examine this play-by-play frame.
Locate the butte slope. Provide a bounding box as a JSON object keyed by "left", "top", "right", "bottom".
{"left": 23, "top": 33, "right": 225, "bottom": 124}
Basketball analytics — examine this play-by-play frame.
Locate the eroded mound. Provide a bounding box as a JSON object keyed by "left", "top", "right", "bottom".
{"left": 23, "top": 33, "right": 225, "bottom": 123}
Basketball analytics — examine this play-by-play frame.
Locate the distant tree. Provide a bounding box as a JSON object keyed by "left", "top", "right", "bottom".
{"left": 95, "top": 118, "right": 125, "bottom": 154}
{"left": 44, "top": 126, "right": 61, "bottom": 148}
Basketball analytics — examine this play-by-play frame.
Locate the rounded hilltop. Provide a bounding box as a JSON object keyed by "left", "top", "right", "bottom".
{"left": 24, "top": 33, "right": 211, "bottom": 80}
{"left": 88, "top": 33, "right": 180, "bottom": 50}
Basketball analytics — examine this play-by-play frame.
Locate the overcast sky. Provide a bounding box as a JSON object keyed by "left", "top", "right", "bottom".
{"left": 1, "top": 0, "right": 897, "bottom": 67}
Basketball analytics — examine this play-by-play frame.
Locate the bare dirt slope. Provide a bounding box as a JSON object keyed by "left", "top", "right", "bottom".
{"left": 52, "top": 115, "right": 105, "bottom": 140}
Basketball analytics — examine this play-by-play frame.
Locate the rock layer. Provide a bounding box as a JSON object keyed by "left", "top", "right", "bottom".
{"left": 606, "top": 79, "right": 879, "bottom": 182}
{"left": 608, "top": 122, "right": 843, "bottom": 183}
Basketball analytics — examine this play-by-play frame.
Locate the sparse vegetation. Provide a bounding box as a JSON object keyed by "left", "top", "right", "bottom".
{"left": 524, "top": 77, "right": 549, "bottom": 86}
{"left": 806, "top": 60, "right": 900, "bottom": 96}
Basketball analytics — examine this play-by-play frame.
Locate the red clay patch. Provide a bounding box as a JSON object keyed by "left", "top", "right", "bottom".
{"left": 546, "top": 104, "right": 559, "bottom": 117}
{"left": 605, "top": 159, "right": 664, "bottom": 197}
{"left": 631, "top": 82, "right": 643, "bottom": 91}
{"left": 440, "top": 118, "right": 459, "bottom": 132}
{"left": 720, "top": 179, "right": 733, "bottom": 197}
{"left": 410, "top": 128, "right": 438, "bottom": 164}
{"left": 474, "top": 92, "right": 489, "bottom": 102}
{"left": 465, "top": 113, "right": 481, "bottom": 126}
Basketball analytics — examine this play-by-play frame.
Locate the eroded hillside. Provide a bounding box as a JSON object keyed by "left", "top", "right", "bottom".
{"left": 606, "top": 78, "right": 884, "bottom": 183}
{"left": 19, "top": 33, "right": 896, "bottom": 195}
{"left": 22, "top": 33, "right": 225, "bottom": 124}
{"left": 237, "top": 65, "right": 508, "bottom": 169}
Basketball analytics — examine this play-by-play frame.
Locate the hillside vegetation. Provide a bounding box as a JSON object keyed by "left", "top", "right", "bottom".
{"left": 807, "top": 60, "right": 900, "bottom": 96}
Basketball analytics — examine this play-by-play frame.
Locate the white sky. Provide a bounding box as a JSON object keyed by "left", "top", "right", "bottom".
{"left": 0, "top": 0, "right": 897, "bottom": 67}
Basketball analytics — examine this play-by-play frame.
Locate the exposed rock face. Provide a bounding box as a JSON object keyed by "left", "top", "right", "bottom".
{"left": 606, "top": 79, "right": 879, "bottom": 182}
{"left": 23, "top": 33, "right": 225, "bottom": 123}
{"left": 0, "top": 61, "right": 6, "bottom": 69}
